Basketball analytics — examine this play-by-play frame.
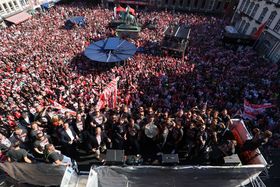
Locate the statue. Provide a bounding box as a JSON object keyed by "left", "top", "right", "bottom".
{"left": 115, "top": 5, "right": 141, "bottom": 38}
{"left": 120, "top": 6, "right": 137, "bottom": 26}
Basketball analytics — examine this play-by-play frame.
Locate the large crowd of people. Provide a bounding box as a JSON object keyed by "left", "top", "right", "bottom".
{"left": 0, "top": 1, "right": 279, "bottom": 166}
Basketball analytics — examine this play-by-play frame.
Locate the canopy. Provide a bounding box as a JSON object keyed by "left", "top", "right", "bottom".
{"left": 164, "top": 24, "right": 191, "bottom": 39}
{"left": 41, "top": 2, "right": 51, "bottom": 10}
{"left": 0, "top": 162, "right": 65, "bottom": 186}
{"left": 5, "top": 12, "right": 31, "bottom": 25}
{"left": 65, "top": 16, "right": 86, "bottom": 29}
{"left": 84, "top": 37, "right": 137, "bottom": 63}
{"left": 68, "top": 16, "right": 85, "bottom": 25}
{"left": 91, "top": 165, "right": 265, "bottom": 187}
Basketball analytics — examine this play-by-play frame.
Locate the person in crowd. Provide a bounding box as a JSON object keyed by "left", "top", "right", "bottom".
{"left": 60, "top": 121, "right": 80, "bottom": 159}
{"left": 6, "top": 141, "right": 32, "bottom": 163}
{"left": 88, "top": 127, "right": 111, "bottom": 159}
{"left": 9, "top": 127, "right": 30, "bottom": 150}
{"left": 44, "top": 144, "right": 71, "bottom": 166}
{"left": 242, "top": 128, "right": 273, "bottom": 151}
{"left": 125, "top": 118, "right": 140, "bottom": 155}
{"left": 112, "top": 117, "right": 127, "bottom": 149}
{"left": 18, "top": 111, "right": 34, "bottom": 129}
{"left": 0, "top": 2, "right": 278, "bottom": 167}
{"left": 33, "top": 132, "right": 51, "bottom": 157}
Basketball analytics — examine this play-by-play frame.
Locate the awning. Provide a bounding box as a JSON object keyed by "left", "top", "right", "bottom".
{"left": 5, "top": 12, "right": 32, "bottom": 24}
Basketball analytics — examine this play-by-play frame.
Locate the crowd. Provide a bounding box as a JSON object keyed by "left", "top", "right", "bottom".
{"left": 0, "top": 1, "right": 279, "bottom": 166}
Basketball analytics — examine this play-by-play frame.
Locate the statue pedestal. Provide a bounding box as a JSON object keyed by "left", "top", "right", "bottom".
{"left": 116, "top": 24, "right": 141, "bottom": 39}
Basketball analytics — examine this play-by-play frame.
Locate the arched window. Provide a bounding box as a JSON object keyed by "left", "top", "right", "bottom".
{"left": 250, "top": 4, "right": 259, "bottom": 18}
{"left": 258, "top": 7, "right": 268, "bottom": 23}
{"left": 274, "top": 19, "right": 280, "bottom": 33}
{"left": 243, "top": 0, "right": 250, "bottom": 12}
{"left": 266, "top": 11, "right": 277, "bottom": 27}
{"left": 238, "top": 20, "right": 246, "bottom": 32}
{"left": 246, "top": 2, "right": 254, "bottom": 15}
{"left": 243, "top": 23, "right": 250, "bottom": 34}
{"left": 239, "top": 0, "right": 246, "bottom": 11}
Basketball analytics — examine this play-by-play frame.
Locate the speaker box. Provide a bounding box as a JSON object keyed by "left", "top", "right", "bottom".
{"left": 105, "top": 149, "right": 125, "bottom": 164}
{"left": 162, "top": 154, "right": 179, "bottom": 164}
{"left": 224, "top": 154, "right": 241, "bottom": 166}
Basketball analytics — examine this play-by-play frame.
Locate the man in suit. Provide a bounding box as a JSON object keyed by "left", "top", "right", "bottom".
{"left": 88, "top": 127, "right": 111, "bottom": 159}
{"left": 60, "top": 121, "right": 80, "bottom": 159}
{"left": 19, "top": 111, "right": 34, "bottom": 129}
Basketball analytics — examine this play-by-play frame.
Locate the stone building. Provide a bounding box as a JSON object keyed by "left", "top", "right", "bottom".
{"left": 231, "top": 0, "right": 280, "bottom": 63}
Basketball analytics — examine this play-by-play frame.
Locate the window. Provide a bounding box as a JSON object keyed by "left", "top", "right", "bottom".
{"left": 239, "top": 0, "right": 246, "bottom": 11}
{"left": 273, "top": 19, "right": 280, "bottom": 33}
{"left": 3, "top": 3, "right": 9, "bottom": 12}
{"left": 246, "top": 2, "right": 254, "bottom": 15}
{"left": 13, "top": 1, "right": 19, "bottom": 8}
{"left": 266, "top": 11, "right": 277, "bottom": 27}
{"left": 8, "top": 2, "right": 14, "bottom": 11}
{"left": 243, "top": 23, "right": 250, "bottom": 34}
{"left": 208, "top": 0, "right": 215, "bottom": 10}
{"left": 250, "top": 4, "right": 259, "bottom": 18}
{"left": 258, "top": 7, "right": 268, "bottom": 23}
{"left": 238, "top": 20, "right": 246, "bottom": 32}
{"left": 243, "top": 0, "right": 250, "bottom": 12}
{"left": 0, "top": 4, "right": 4, "bottom": 14}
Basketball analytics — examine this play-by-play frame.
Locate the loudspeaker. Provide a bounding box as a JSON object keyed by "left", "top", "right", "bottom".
{"left": 224, "top": 154, "right": 241, "bottom": 166}
{"left": 162, "top": 154, "right": 179, "bottom": 165}
{"left": 105, "top": 149, "right": 125, "bottom": 164}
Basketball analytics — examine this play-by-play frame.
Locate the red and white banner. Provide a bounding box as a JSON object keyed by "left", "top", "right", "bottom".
{"left": 96, "top": 77, "right": 120, "bottom": 110}
{"left": 243, "top": 99, "right": 274, "bottom": 120}
{"left": 48, "top": 99, "right": 77, "bottom": 116}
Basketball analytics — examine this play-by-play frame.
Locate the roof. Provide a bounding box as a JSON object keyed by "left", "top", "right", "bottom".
{"left": 164, "top": 24, "right": 191, "bottom": 39}
{"left": 5, "top": 12, "right": 32, "bottom": 25}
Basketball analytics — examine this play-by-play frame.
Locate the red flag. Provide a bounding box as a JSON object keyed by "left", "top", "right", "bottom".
{"left": 243, "top": 99, "right": 274, "bottom": 120}
{"left": 96, "top": 77, "right": 120, "bottom": 110}
{"left": 48, "top": 99, "right": 76, "bottom": 116}
{"left": 252, "top": 22, "right": 266, "bottom": 39}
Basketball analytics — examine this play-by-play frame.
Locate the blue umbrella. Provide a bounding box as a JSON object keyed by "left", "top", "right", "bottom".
{"left": 84, "top": 37, "right": 137, "bottom": 63}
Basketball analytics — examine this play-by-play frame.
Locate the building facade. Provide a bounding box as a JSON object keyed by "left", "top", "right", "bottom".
{"left": 0, "top": 0, "right": 58, "bottom": 27}
{"left": 0, "top": 0, "right": 33, "bottom": 18}
{"left": 104, "top": 0, "right": 235, "bottom": 14}
{"left": 232, "top": 0, "right": 280, "bottom": 63}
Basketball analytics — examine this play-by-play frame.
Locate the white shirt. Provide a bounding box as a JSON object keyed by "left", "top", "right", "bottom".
{"left": 66, "top": 128, "right": 75, "bottom": 141}
{"left": 96, "top": 135, "right": 101, "bottom": 146}
{"left": 24, "top": 116, "right": 30, "bottom": 124}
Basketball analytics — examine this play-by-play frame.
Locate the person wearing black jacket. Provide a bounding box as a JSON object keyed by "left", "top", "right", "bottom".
{"left": 60, "top": 121, "right": 80, "bottom": 159}
{"left": 87, "top": 127, "right": 111, "bottom": 159}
